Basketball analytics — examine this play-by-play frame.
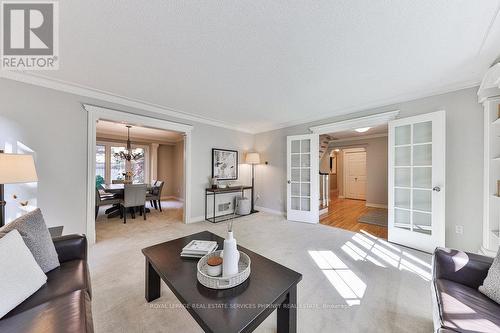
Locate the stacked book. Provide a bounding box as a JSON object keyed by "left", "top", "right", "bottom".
{"left": 180, "top": 240, "right": 218, "bottom": 258}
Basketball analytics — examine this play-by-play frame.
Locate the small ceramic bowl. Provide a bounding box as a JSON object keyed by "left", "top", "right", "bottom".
{"left": 206, "top": 256, "right": 223, "bottom": 277}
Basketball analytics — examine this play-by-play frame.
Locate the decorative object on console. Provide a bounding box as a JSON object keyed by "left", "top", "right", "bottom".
{"left": 245, "top": 152, "right": 260, "bottom": 213}
{"left": 210, "top": 177, "right": 218, "bottom": 189}
{"left": 212, "top": 148, "right": 238, "bottom": 180}
{"left": 0, "top": 151, "right": 38, "bottom": 227}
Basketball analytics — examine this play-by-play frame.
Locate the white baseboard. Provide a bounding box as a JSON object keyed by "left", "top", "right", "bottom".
{"left": 320, "top": 207, "right": 329, "bottom": 216}
{"left": 189, "top": 215, "right": 205, "bottom": 223}
{"left": 338, "top": 195, "right": 345, "bottom": 199}
{"left": 254, "top": 205, "right": 285, "bottom": 216}
{"left": 479, "top": 246, "right": 498, "bottom": 257}
{"left": 366, "top": 202, "right": 388, "bottom": 209}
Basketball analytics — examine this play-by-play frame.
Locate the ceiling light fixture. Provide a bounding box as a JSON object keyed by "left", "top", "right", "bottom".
{"left": 113, "top": 125, "right": 144, "bottom": 161}
{"left": 355, "top": 127, "right": 371, "bottom": 133}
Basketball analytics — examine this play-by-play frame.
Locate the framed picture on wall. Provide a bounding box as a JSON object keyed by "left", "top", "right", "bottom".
{"left": 212, "top": 148, "right": 238, "bottom": 180}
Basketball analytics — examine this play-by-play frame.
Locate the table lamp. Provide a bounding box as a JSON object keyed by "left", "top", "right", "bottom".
{"left": 0, "top": 151, "right": 38, "bottom": 227}
{"left": 245, "top": 152, "right": 260, "bottom": 213}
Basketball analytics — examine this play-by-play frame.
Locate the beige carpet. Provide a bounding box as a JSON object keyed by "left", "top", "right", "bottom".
{"left": 91, "top": 200, "right": 433, "bottom": 332}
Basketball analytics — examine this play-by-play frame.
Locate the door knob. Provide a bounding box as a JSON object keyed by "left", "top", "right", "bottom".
{"left": 432, "top": 186, "right": 441, "bottom": 192}
{"left": 287, "top": 180, "right": 291, "bottom": 184}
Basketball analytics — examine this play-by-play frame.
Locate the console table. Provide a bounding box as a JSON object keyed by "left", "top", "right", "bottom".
{"left": 205, "top": 186, "right": 254, "bottom": 223}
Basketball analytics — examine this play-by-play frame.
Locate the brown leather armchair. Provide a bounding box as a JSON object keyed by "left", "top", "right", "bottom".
{"left": 0, "top": 234, "right": 93, "bottom": 333}
{"left": 432, "top": 248, "right": 499, "bottom": 333}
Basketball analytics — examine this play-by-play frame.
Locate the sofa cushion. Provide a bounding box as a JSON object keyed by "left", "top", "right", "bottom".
{"left": 436, "top": 279, "right": 500, "bottom": 332}
{"left": 0, "top": 230, "right": 47, "bottom": 319}
{"left": 0, "top": 290, "right": 93, "bottom": 333}
{"left": 479, "top": 249, "right": 500, "bottom": 304}
{"left": 0, "top": 208, "right": 59, "bottom": 272}
{"left": 4, "top": 259, "right": 91, "bottom": 317}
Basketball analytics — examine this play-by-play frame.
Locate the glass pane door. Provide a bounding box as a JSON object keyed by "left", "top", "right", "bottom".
{"left": 393, "top": 121, "right": 432, "bottom": 235}
{"left": 290, "top": 138, "right": 311, "bottom": 211}
{"left": 287, "top": 134, "right": 319, "bottom": 223}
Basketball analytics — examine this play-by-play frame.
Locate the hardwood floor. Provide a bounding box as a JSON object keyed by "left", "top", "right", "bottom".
{"left": 320, "top": 194, "right": 388, "bottom": 239}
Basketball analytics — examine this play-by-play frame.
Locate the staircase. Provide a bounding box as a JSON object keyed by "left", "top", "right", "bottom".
{"left": 319, "top": 135, "right": 332, "bottom": 161}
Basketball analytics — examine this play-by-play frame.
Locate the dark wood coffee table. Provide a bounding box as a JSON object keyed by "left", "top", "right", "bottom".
{"left": 142, "top": 231, "right": 302, "bottom": 333}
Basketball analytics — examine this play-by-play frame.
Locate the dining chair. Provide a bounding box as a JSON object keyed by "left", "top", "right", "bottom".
{"left": 146, "top": 181, "right": 165, "bottom": 212}
{"left": 120, "top": 184, "right": 148, "bottom": 223}
{"left": 147, "top": 180, "right": 158, "bottom": 206}
{"left": 95, "top": 187, "right": 123, "bottom": 220}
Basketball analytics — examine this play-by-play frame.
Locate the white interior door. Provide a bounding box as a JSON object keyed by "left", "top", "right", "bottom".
{"left": 287, "top": 134, "right": 319, "bottom": 223}
{"left": 388, "top": 110, "right": 445, "bottom": 253}
{"left": 344, "top": 149, "right": 367, "bottom": 200}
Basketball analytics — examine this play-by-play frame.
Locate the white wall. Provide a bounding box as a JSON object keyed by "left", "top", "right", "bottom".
{"left": 255, "top": 87, "right": 483, "bottom": 252}
{"left": 156, "top": 141, "right": 185, "bottom": 199}
{"left": 157, "top": 144, "right": 176, "bottom": 197}
{"left": 0, "top": 78, "right": 253, "bottom": 233}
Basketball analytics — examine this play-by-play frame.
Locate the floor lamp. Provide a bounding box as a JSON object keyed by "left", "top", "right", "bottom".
{"left": 0, "top": 151, "right": 38, "bottom": 227}
{"left": 246, "top": 152, "right": 260, "bottom": 214}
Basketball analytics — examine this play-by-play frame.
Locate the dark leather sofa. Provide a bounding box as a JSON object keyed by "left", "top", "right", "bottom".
{"left": 0, "top": 234, "right": 93, "bottom": 333}
{"left": 432, "top": 247, "right": 500, "bottom": 332}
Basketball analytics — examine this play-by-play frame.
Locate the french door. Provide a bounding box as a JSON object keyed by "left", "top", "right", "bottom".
{"left": 287, "top": 134, "right": 319, "bottom": 223}
{"left": 388, "top": 110, "right": 445, "bottom": 252}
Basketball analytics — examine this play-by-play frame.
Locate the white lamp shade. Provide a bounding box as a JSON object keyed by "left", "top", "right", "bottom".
{"left": 0, "top": 153, "right": 38, "bottom": 184}
{"left": 246, "top": 152, "right": 261, "bottom": 164}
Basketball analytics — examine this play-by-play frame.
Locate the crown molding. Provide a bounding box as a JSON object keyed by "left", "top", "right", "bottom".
{"left": 0, "top": 71, "right": 254, "bottom": 134}
{"left": 255, "top": 80, "right": 480, "bottom": 134}
{"left": 0, "top": 71, "right": 480, "bottom": 135}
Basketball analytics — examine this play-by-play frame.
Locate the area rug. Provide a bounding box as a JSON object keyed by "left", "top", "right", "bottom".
{"left": 358, "top": 209, "right": 388, "bottom": 227}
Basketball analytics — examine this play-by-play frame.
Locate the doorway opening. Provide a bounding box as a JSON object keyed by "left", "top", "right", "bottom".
{"left": 311, "top": 111, "right": 398, "bottom": 239}
{"left": 94, "top": 120, "right": 186, "bottom": 241}
{"left": 319, "top": 131, "right": 388, "bottom": 239}
{"left": 85, "top": 104, "right": 193, "bottom": 244}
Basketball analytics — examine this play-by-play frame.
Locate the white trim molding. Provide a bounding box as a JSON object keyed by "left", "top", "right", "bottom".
{"left": 327, "top": 133, "right": 388, "bottom": 145}
{"left": 190, "top": 216, "right": 205, "bottom": 223}
{"left": 366, "top": 203, "right": 388, "bottom": 209}
{"left": 309, "top": 110, "right": 400, "bottom": 135}
{"left": 255, "top": 205, "right": 286, "bottom": 216}
{"left": 86, "top": 105, "right": 193, "bottom": 244}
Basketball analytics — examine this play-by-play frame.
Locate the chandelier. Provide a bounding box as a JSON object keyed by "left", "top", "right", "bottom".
{"left": 113, "top": 125, "right": 144, "bottom": 161}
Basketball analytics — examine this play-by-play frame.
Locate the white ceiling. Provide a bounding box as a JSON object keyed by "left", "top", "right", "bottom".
{"left": 7, "top": 1, "right": 500, "bottom": 133}
{"left": 96, "top": 120, "right": 183, "bottom": 143}
{"left": 327, "top": 124, "right": 388, "bottom": 140}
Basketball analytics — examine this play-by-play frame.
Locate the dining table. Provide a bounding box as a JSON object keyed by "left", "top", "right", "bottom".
{"left": 101, "top": 183, "right": 155, "bottom": 218}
